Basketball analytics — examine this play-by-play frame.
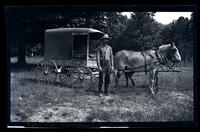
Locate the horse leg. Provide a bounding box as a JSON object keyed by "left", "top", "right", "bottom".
{"left": 124, "top": 72, "right": 129, "bottom": 87}
{"left": 149, "top": 69, "right": 156, "bottom": 95}
{"left": 129, "top": 72, "right": 135, "bottom": 87}
{"left": 115, "top": 71, "right": 121, "bottom": 87}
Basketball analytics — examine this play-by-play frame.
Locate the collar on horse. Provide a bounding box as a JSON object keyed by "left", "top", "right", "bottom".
{"left": 141, "top": 49, "right": 175, "bottom": 75}
{"left": 141, "top": 51, "right": 153, "bottom": 75}
{"left": 155, "top": 50, "right": 167, "bottom": 65}
{"left": 155, "top": 49, "right": 175, "bottom": 69}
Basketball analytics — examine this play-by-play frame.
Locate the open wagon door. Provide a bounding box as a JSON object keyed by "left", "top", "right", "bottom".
{"left": 72, "top": 34, "right": 88, "bottom": 60}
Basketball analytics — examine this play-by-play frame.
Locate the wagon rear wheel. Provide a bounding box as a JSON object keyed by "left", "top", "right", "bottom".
{"left": 59, "top": 67, "right": 74, "bottom": 87}
{"left": 35, "top": 59, "right": 58, "bottom": 84}
{"left": 70, "top": 66, "right": 93, "bottom": 89}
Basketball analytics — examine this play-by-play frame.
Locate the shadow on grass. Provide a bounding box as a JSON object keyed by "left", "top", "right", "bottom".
{"left": 19, "top": 77, "right": 97, "bottom": 91}
{"left": 19, "top": 78, "right": 66, "bottom": 88}
{"left": 10, "top": 62, "right": 37, "bottom": 72}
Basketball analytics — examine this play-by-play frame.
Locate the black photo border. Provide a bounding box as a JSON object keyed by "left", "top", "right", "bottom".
{"left": 1, "top": 0, "right": 199, "bottom": 129}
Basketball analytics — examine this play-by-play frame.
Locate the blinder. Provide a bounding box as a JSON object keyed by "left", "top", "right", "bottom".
{"left": 166, "top": 48, "right": 177, "bottom": 60}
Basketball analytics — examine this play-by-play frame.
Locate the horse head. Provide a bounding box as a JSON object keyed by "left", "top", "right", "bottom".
{"left": 158, "top": 43, "right": 181, "bottom": 64}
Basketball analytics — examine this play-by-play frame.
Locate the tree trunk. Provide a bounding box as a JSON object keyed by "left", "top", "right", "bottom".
{"left": 17, "top": 42, "right": 27, "bottom": 65}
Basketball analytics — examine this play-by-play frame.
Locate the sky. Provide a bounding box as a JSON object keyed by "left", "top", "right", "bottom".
{"left": 121, "top": 12, "right": 192, "bottom": 25}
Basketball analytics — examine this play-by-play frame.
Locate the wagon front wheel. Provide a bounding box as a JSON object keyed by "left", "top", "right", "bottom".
{"left": 35, "top": 59, "right": 58, "bottom": 84}
{"left": 70, "top": 66, "right": 93, "bottom": 89}
{"left": 59, "top": 67, "right": 74, "bottom": 87}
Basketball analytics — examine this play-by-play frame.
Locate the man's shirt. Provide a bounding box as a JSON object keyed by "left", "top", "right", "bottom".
{"left": 96, "top": 45, "right": 113, "bottom": 60}
{"left": 96, "top": 44, "right": 113, "bottom": 69}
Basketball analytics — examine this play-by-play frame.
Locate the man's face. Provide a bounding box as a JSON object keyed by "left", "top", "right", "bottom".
{"left": 101, "top": 39, "right": 109, "bottom": 45}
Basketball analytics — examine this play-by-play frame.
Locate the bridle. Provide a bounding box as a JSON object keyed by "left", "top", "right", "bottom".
{"left": 155, "top": 49, "right": 175, "bottom": 70}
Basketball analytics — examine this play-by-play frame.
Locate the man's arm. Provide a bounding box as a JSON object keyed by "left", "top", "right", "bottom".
{"left": 110, "top": 47, "right": 114, "bottom": 70}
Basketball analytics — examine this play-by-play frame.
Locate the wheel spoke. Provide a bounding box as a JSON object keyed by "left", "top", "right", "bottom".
{"left": 59, "top": 67, "right": 74, "bottom": 86}
{"left": 35, "top": 60, "right": 57, "bottom": 84}
{"left": 70, "top": 66, "right": 93, "bottom": 89}
{"left": 46, "top": 64, "right": 48, "bottom": 72}
{"left": 37, "top": 65, "right": 44, "bottom": 71}
{"left": 41, "top": 63, "right": 46, "bottom": 70}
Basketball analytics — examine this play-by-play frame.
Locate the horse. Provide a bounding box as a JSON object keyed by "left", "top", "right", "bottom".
{"left": 114, "top": 43, "right": 181, "bottom": 94}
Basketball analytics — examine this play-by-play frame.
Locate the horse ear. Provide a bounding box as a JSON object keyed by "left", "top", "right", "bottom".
{"left": 170, "top": 43, "right": 175, "bottom": 47}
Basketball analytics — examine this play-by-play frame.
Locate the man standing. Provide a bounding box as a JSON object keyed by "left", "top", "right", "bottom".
{"left": 96, "top": 34, "right": 114, "bottom": 97}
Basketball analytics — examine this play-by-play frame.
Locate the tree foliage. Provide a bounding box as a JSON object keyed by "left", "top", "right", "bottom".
{"left": 6, "top": 7, "right": 194, "bottom": 64}
{"left": 114, "top": 12, "right": 162, "bottom": 52}
{"left": 160, "top": 14, "right": 194, "bottom": 62}
{"left": 5, "top": 6, "right": 126, "bottom": 64}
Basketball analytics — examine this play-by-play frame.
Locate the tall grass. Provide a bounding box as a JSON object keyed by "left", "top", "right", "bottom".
{"left": 10, "top": 66, "right": 193, "bottom": 122}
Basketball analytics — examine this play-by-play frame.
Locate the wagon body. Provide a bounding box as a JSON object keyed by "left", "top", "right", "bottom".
{"left": 35, "top": 28, "right": 105, "bottom": 87}
{"left": 44, "top": 28, "right": 105, "bottom": 68}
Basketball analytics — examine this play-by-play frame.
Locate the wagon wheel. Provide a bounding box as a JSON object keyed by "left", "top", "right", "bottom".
{"left": 35, "top": 59, "right": 58, "bottom": 84}
{"left": 90, "top": 71, "right": 99, "bottom": 88}
{"left": 59, "top": 67, "right": 74, "bottom": 87}
{"left": 70, "top": 66, "right": 94, "bottom": 89}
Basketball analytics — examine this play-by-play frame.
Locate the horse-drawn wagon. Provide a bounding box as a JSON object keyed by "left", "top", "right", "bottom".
{"left": 34, "top": 27, "right": 182, "bottom": 94}
{"left": 35, "top": 28, "right": 105, "bottom": 88}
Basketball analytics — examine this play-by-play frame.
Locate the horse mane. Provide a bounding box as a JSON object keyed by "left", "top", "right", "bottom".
{"left": 159, "top": 44, "right": 171, "bottom": 50}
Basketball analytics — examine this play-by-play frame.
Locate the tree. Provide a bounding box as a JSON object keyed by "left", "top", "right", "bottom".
{"left": 101, "top": 12, "right": 128, "bottom": 53}
{"left": 6, "top": 6, "right": 128, "bottom": 65}
{"left": 5, "top": 7, "right": 44, "bottom": 65}
{"left": 114, "top": 12, "right": 162, "bottom": 52}
{"left": 160, "top": 14, "right": 194, "bottom": 62}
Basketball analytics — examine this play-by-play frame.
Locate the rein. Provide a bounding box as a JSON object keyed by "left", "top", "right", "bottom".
{"left": 155, "top": 49, "right": 175, "bottom": 70}
{"left": 121, "top": 51, "right": 157, "bottom": 73}
{"left": 119, "top": 49, "right": 176, "bottom": 73}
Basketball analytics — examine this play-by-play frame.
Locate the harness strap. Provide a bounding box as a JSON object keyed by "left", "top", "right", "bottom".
{"left": 141, "top": 52, "right": 147, "bottom": 75}
{"left": 155, "top": 50, "right": 162, "bottom": 64}
{"left": 155, "top": 49, "right": 175, "bottom": 70}
{"left": 155, "top": 50, "right": 167, "bottom": 65}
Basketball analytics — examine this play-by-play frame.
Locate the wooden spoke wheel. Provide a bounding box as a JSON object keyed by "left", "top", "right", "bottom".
{"left": 35, "top": 59, "right": 58, "bottom": 84}
{"left": 59, "top": 67, "right": 74, "bottom": 87}
{"left": 70, "top": 66, "right": 94, "bottom": 88}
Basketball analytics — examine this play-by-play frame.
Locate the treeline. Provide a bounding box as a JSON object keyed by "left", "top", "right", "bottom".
{"left": 5, "top": 7, "right": 194, "bottom": 64}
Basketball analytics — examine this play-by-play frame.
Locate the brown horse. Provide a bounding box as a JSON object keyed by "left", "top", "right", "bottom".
{"left": 114, "top": 43, "right": 181, "bottom": 94}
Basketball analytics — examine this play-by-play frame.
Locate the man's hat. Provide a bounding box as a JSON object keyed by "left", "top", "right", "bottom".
{"left": 100, "top": 34, "right": 110, "bottom": 40}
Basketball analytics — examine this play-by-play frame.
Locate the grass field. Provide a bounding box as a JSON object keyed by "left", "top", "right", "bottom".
{"left": 10, "top": 57, "right": 194, "bottom": 122}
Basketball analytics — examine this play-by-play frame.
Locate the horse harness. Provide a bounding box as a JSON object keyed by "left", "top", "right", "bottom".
{"left": 122, "top": 48, "right": 175, "bottom": 74}
{"left": 155, "top": 49, "right": 175, "bottom": 69}
{"left": 141, "top": 51, "right": 155, "bottom": 75}
{"left": 141, "top": 49, "right": 174, "bottom": 74}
